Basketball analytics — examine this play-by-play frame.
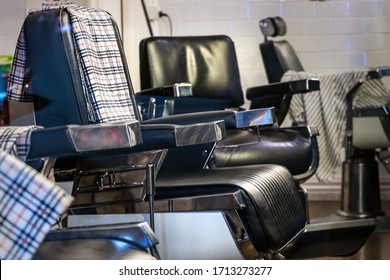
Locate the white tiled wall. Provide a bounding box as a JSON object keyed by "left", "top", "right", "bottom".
{"left": 151, "top": 0, "right": 390, "bottom": 93}
{"left": 2, "top": 0, "right": 390, "bottom": 91}
{"left": 0, "top": 1, "right": 25, "bottom": 55}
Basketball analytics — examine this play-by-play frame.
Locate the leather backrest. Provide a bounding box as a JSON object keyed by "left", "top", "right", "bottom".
{"left": 23, "top": 8, "right": 141, "bottom": 128}
{"left": 260, "top": 40, "right": 305, "bottom": 84}
{"left": 24, "top": 9, "right": 89, "bottom": 127}
{"left": 140, "top": 35, "right": 245, "bottom": 108}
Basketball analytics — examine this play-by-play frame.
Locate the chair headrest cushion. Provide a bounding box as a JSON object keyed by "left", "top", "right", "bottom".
{"left": 259, "top": 16, "right": 287, "bottom": 37}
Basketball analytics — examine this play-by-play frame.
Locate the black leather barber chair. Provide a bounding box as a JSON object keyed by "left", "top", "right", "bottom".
{"left": 139, "top": 35, "right": 319, "bottom": 184}
{"left": 138, "top": 34, "right": 377, "bottom": 258}
{"left": 258, "top": 16, "right": 390, "bottom": 258}
{"left": 257, "top": 16, "right": 305, "bottom": 124}
{"left": 6, "top": 5, "right": 309, "bottom": 260}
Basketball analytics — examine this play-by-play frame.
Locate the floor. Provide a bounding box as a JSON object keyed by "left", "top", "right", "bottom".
{"left": 307, "top": 200, "right": 390, "bottom": 260}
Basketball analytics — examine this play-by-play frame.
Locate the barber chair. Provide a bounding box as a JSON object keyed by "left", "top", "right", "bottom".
{"left": 138, "top": 34, "right": 377, "bottom": 258}
{"left": 5, "top": 5, "right": 310, "bottom": 260}
{"left": 139, "top": 35, "right": 320, "bottom": 183}
{"left": 258, "top": 16, "right": 304, "bottom": 122}
{"left": 258, "top": 16, "right": 390, "bottom": 258}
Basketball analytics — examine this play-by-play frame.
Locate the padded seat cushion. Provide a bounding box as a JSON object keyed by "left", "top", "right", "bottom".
{"left": 210, "top": 127, "right": 317, "bottom": 179}
{"left": 156, "top": 164, "right": 306, "bottom": 253}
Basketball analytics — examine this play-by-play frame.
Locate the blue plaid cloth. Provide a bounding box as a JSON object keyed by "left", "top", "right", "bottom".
{"left": 0, "top": 126, "right": 41, "bottom": 161}
{"left": 282, "top": 69, "right": 390, "bottom": 183}
{"left": 0, "top": 127, "right": 73, "bottom": 260}
{"left": 0, "top": 150, "right": 73, "bottom": 260}
{"left": 7, "top": 5, "right": 136, "bottom": 123}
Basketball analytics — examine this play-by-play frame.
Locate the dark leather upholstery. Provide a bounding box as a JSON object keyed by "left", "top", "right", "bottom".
{"left": 140, "top": 35, "right": 244, "bottom": 109}
{"left": 259, "top": 16, "right": 304, "bottom": 84}
{"left": 24, "top": 11, "right": 89, "bottom": 127}
{"left": 258, "top": 17, "right": 305, "bottom": 123}
{"left": 209, "top": 127, "right": 318, "bottom": 181}
{"left": 260, "top": 40, "right": 304, "bottom": 84}
{"left": 139, "top": 35, "right": 318, "bottom": 181}
{"left": 21, "top": 7, "right": 307, "bottom": 257}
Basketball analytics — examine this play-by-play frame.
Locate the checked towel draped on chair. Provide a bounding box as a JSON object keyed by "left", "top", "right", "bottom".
{"left": 7, "top": 4, "right": 136, "bottom": 123}
{"left": 0, "top": 126, "right": 73, "bottom": 260}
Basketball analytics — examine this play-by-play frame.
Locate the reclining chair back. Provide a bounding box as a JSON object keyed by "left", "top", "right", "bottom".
{"left": 15, "top": 8, "right": 139, "bottom": 127}
{"left": 10, "top": 7, "right": 219, "bottom": 175}
{"left": 140, "top": 35, "right": 244, "bottom": 112}
{"left": 258, "top": 17, "right": 304, "bottom": 123}
{"left": 259, "top": 16, "right": 304, "bottom": 84}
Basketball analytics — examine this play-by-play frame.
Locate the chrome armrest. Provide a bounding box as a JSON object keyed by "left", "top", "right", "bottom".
{"left": 142, "top": 107, "right": 275, "bottom": 130}
{"left": 27, "top": 121, "right": 142, "bottom": 160}
{"left": 234, "top": 107, "right": 275, "bottom": 128}
{"left": 141, "top": 120, "right": 226, "bottom": 147}
{"left": 137, "top": 83, "right": 193, "bottom": 97}
{"left": 246, "top": 78, "right": 320, "bottom": 101}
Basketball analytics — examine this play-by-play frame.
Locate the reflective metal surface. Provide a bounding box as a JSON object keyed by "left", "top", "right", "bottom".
{"left": 69, "top": 190, "right": 246, "bottom": 214}
{"left": 223, "top": 210, "right": 263, "bottom": 259}
{"left": 174, "top": 120, "right": 226, "bottom": 146}
{"left": 33, "top": 222, "right": 159, "bottom": 260}
{"left": 173, "top": 83, "right": 193, "bottom": 97}
{"left": 234, "top": 107, "right": 275, "bottom": 128}
{"left": 71, "top": 150, "right": 166, "bottom": 207}
{"left": 69, "top": 120, "right": 142, "bottom": 152}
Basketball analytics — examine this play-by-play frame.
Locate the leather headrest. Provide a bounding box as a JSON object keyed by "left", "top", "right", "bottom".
{"left": 259, "top": 16, "right": 287, "bottom": 37}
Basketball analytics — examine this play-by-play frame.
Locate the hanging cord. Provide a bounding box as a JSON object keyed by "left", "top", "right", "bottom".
{"left": 159, "top": 11, "right": 173, "bottom": 36}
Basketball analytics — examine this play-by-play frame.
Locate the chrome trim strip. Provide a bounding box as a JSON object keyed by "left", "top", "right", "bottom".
{"left": 234, "top": 107, "right": 275, "bottom": 128}
{"left": 69, "top": 121, "right": 142, "bottom": 152}
{"left": 68, "top": 190, "right": 246, "bottom": 214}
{"left": 174, "top": 120, "right": 226, "bottom": 146}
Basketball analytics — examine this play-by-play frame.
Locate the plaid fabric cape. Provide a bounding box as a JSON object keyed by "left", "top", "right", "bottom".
{"left": 0, "top": 126, "right": 73, "bottom": 259}
{"left": 6, "top": 4, "right": 136, "bottom": 123}
{"left": 0, "top": 150, "right": 73, "bottom": 260}
{"left": 282, "top": 69, "right": 390, "bottom": 183}
{"left": 0, "top": 126, "right": 40, "bottom": 161}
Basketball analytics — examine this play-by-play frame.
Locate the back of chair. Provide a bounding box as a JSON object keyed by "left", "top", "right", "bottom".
{"left": 10, "top": 6, "right": 222, "bottom": 177}
{"left": 256, "top": 17, "right": 305, "bottom": 123}
{"left": 140, "top": 35, "right": 245, "bottom": 109}
{"left": 9, "top": 6, "right": 141, "bottom": 128}
{"left": 259, "top": 17, "right": 304, "bottom": 84}
{"left": 260, "top": 40, "right": 304, "bottom": 84}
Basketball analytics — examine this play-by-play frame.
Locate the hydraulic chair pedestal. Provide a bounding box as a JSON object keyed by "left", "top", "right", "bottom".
{"left": 339, "top": 152, "right": 384, "bottom": 218}
{"left": 283, "top": 151, "right": 379, "bottom": 259}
